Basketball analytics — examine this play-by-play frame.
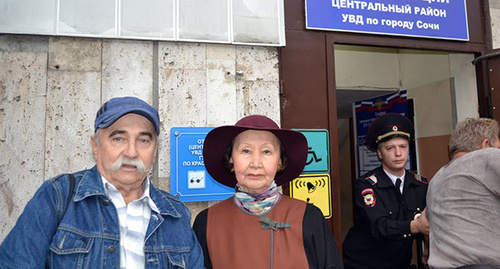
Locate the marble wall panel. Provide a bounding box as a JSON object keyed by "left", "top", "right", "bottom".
{"left": 101, "top": 40, "right": 154, "bottom": 102}
{"left": 235, "top": 80, "right": 249, "bottom": 120}
{"left": 158, "top": 68, "right": 207, "bottom": 180}
{"left": 235, "top": 46, "right": 279, "bottom": 82}
{"left": 48, "top": 37, "right": 102, "bottom": 72}
{"left": 159, "top": 69, "right": 208, "bottom": 127}
{"left": 0, "top": 51, "right": 47, "bottom": 241}
{"left": 0, "top": 35, "right": 49, "bottom": 53}
{"left": 45, "top": 71, "right": 101, "bottom": 177}
{"left": 206, "top": 59, "right": 237, "bottom": 126}
{"left": 491, "top": 0, "right": 500, "bottom": 9}
{"left": 234, "top": 46, "right": 280, "bottom": 123}
{"left": 489, "top": 1, "right": 500, "bottom": 49}
{"left": 491, "top": 7, "right": 500, "bottom": 49}
{"left": 238, "top": 80, "right": 280, "bottom": 124}
{"left": 206, "top": 44, "right": 236, "bottom": 60}
{"left": 159, "top": 42, "right": 206, "bottom": 70}
{"left": 206, "top": 44, "right": 237, "bottom": 126}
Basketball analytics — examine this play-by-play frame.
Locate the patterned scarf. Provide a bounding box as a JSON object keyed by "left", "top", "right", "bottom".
{"left": 234, "top": 181, "right": 281, "bottom": 216}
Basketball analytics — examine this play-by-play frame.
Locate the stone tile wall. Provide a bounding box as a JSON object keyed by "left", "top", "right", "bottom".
{"left": 0, "top": 35, "right": 279, "bottom": 241}
{"left": 490, "top": 0, "right": 500, "bottom": 49}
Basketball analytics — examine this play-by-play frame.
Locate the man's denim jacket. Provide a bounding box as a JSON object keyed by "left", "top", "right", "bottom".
{"left": 0, "top": 166, "right": 205, "bottom": 269}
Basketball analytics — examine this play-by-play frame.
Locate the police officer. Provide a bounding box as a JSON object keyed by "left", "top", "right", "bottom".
{"left": 343, "top": 113, "right": 429, "bottom": 269}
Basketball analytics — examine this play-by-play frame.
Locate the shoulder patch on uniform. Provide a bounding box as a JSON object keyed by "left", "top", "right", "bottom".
{"left": 361, "top": 188, "right": 376, "bottom": 207}
{"left": 364, "top": 174, "right": 378, "bottom": 185}
{"left": 410, "top": 171, "right": 428, "bottom": 184}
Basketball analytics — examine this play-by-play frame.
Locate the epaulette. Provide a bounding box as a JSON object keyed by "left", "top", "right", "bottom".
{"left": 410, "top": 171, "right": 428, "bottom": 184}
{"left": 364, "top": 174, "right": 378, "bottom": 185}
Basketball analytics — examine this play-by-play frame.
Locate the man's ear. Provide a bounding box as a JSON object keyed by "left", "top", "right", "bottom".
{"left": 480, "top": 138, "right": 490, "bottom": 149}
{"left": 154, "top": 140, "right": 159, "bottom": 158}
{"left": 377, "top": 149, "right": 383, "bottom": 159}
{"left": 91, "top": 135, "right": 98, "bottom": 158}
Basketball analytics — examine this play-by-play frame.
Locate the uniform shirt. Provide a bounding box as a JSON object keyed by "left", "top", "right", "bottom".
{"left": 383, "top": 169, "right": 405, "bottom": 194}
{"left": 102, "top": 176, "right": 159, "bottom": 269}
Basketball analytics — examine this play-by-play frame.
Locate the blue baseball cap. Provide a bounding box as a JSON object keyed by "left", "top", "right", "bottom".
{"left": 94, "top": 96, "right": 160, "bottom": 135}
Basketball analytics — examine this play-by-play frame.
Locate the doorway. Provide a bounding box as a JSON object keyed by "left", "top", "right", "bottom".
{"left": 334, "top": 45, "right": 478, "bottom": 239}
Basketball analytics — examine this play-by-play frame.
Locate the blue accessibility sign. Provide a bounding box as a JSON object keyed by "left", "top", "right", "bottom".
{"left": 170, "top": 127, "right": 233, "bottom": 202}
{"left": 295, "top": 129, "right": 330, "bottom": 173}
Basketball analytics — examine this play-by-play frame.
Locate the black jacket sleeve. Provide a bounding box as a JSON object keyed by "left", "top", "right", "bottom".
{"left": 303, "top": 204, "right": 344, "bottom": 269}
{"left": 193, "top": 209, "right": 212, "bottom": 269}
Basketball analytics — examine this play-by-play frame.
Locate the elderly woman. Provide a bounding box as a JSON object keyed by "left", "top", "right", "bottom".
{"left": 193, "top": 115, "right": 343, "bottom": 269}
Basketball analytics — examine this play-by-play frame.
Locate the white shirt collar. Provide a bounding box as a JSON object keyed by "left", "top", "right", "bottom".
{"left": 383, "top": 168, "right": 405, "bottom": 193}
{"left": 100, "top": 175, "right": 160, "bottom": 213}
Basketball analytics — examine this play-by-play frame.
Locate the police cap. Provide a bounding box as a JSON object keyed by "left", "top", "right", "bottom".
{"left": 366, "top": 113, "right": 414, "bottom": 151}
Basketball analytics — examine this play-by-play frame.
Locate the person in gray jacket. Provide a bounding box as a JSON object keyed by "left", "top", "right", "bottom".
{"left": 426, "top": 118, "right": 500, "bottom": 269}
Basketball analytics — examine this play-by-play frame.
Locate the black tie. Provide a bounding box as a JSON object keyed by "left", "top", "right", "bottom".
{"left": 395, "top": 178, "right": 402, "bottom": 191}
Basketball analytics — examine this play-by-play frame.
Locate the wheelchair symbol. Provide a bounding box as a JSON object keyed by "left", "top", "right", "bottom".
{"left": 306, "top": 147, "right": 322, "bottom": 165}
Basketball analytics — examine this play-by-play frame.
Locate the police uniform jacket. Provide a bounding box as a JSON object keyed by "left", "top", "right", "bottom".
{"left": 343, "top": 166, "right": 428, "bottom": 269}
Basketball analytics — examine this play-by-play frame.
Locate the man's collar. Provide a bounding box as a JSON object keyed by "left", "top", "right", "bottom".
{"left": 101, "top": 175, "right": 160, "bottom": 213}
{"left": 452, "top": 151, "right": 468, "bottom": 160}
{"left": 382, "top": 167, "right": 406, "bottom": 182}
{"left": 75, "top": 166, "right": 181, "bottom": 218}
{"left": 383, "top": 168, "right": 405, "bottom": 185}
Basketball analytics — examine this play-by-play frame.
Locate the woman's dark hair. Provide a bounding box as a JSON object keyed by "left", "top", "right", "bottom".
{"left": 222, "top": 137, "right": 289, "bottom": 175}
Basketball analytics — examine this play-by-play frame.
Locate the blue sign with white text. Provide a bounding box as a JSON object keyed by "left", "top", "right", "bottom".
{"left": 306, "top": 0, "right": 468, "bottom": 41}
{"left": 170, "top": 127, "right": 233, "bottom": 202}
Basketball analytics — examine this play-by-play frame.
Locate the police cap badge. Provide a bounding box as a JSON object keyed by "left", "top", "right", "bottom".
{"left": 365, "top": 113, "right": 414, "bottom": 151}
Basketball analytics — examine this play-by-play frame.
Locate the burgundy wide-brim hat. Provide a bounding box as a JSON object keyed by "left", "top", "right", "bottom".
{"left": 366, "top": 113, "right": 415, "bottom": 151}
{"left": 203, "top": 115, "right": 308, "bottom": 188}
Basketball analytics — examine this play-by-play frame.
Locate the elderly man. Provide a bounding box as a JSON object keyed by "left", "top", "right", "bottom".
{"left": 343, "top": 113, "right": 429, "bottom": 269}
{"left": 0, "top": 96, "right": 204, "bottom": 268}
{"left": 427, "top": 118, "right": 500, "bottom": 269}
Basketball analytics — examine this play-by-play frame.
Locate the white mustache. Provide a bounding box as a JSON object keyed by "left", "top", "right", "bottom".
{"left": 110, "top": 156, "right": 147, "bottom": 173}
